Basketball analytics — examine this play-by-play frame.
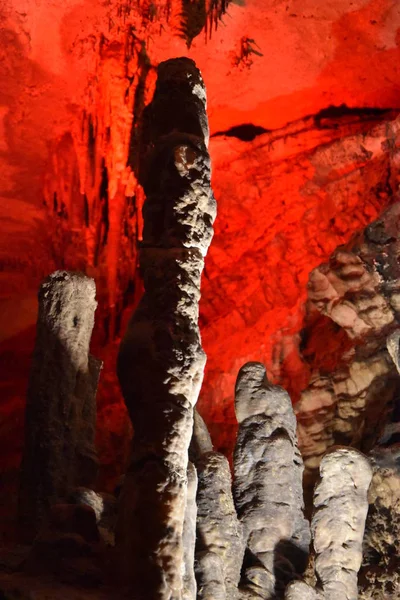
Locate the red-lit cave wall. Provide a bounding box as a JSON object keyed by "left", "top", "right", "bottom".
{"left": 1, "top": 0, "right": 400, "bottom": 496}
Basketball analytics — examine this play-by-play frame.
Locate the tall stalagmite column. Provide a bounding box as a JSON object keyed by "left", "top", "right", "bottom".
{"left": 116, "top": 58, "right": 216, "bottom": 599}
{"left": 19, "top": 271, "right": 101, "bottom": 540}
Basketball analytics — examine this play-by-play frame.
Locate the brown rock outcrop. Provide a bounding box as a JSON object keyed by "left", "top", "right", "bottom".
{"left": 296, "top": 203, "right": 400, "bottom": 485}
{"left": 19, "top": 271, "right": 101, "bottom": 540}
{"left": 116, "top": 57, "right": 216, "bottom": 599}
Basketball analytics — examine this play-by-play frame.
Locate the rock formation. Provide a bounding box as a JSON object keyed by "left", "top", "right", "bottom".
{"left": 296, "top": 203, "right": 400, "bottom": 486}
{"left": 357, "top": 333, "right": 400, "bottom": 600}
{"left": 116, "top": 57, "right": 216, "bottom": 599}
{"left": 183, "top": 462, "right": 198, "bottom": 600}
{"left": 233, "top": 362, "right": 310, "bottom": 598}
{"left": 312, "top": 448, "right": 372, "bottom": 600}
{"left": 19, "top": 271, "right": 102, "bottom": 540}
{"left": 285, "top": 448, "right": 372, "bottom": 600}
{"left": 359, "top": 445, "right": 400, "bottom": 600}
{"left": 195, "top": 451, "right": 244, "bottom": 600}
{"left": 190, "top": 410, "right": 244, "bottom": 600}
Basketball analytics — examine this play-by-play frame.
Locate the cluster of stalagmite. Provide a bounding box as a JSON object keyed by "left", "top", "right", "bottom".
{"left": 19, "top": 270, "right": 102, "bottom": 540}
{"left": 115, "top": 57, "right": 216, "bottom": 599}
{"left": 13, "top": 58, "right": 399, "bottom": 600}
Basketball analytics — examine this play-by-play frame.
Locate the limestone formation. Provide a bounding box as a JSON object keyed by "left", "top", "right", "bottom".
{"left": 189, "top": 409, "right": 213, "bottom": 463}
{"left": 312, "top": 448, "right": 372, "bottom": 600}
{"left": 233, "top": 362, "right": 310, "bottom": 599}
{"left": 297, "top": 203, "right": 400, "bottom": 486}
{"left": 284, "top": 581, "right": 321, "bottom": 600}
{"left": 116, "top": 57, "right": 216, "bottom": 599}
{"left": 359, "top": 445, "right": 400, "bottom": 600}
{"left": 195, "top": 451, "right": 244, "bottom": 600}
{"left": 182, "top": 463, "right": 198, "bottom": 600}
{"left": 19, "top": 271, "right": 102, "bottom": 540}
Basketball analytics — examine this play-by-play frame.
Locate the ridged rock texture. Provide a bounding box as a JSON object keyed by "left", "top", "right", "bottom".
{"left": 359, "top": 445, "right": 400, "bottom": 600}
{"left": 233, "top": 362, "right": 310, "bottom": 599}
{"left": 18, "top": 271, "right": 101, "bottom": 540}
{"left": 115, "top": 57, "right": 216, "bottom": 599}
{"left": 285, "top": 448, "right": 373, "bottom": 600}
{"left": 312, "top": 448, "right": 372, "bottom": 600}
{"left": 358, "top": 334, "right": 400, "bottom": 600}
{"left": 296, "top": 203, "right": 400, "bottom": 487}
{"left": 194, "top": 449, "right": 244, "bottom": 600}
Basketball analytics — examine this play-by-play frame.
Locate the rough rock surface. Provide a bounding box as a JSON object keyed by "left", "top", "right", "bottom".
{"left": 233, "top": 362, "right": 310, "bottom": 599}
{"left": 18, "top": 271, "right": 101, "bottom": 540}
{"left": 200, "top": 111, "right": 400, "bottom": 455}
{"left": 359, "top": 445, "right": 400, "bottom": 600}
{"left": 195, "top": 451, "right": 244, "bottom": 600}
{"left": 116, "top": 57, "right": 216, "bottom": 599}
{"left": 312, "top": 448, "right": 372, "bottom": 600}
{"left": 285, "top": 581, "right": 322, "bottom": 600}
{"left": 296, "top": 203, "right": 400, "bottom": 486}
{"left": 182, "top": 462, "right": 198, "bottom": 600}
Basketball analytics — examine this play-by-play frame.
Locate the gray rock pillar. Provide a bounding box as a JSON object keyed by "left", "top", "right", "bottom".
{"left": 116, "top": 57, "right": 216, "bottom": 599}
{"left": 195, "top": 451, "right": 245, "bottom": 600}
{"left": 182, "top": 462, "right": 198, "bottom": 600}
{"left": 312, "top": 448, "right": 372, "bottom": 600}
{"left": 233, "top": 362, "right": 310, "bottom": 599}
{"left": 19, "top": 270, "right": 101, "bottom": 540}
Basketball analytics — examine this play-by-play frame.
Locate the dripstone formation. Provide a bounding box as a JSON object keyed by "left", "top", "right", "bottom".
{"left": 194, "top": 443, "right": 244, "bottom": 600}
{"left": 233, "top": 362, "right": 310, "bottom": 599}
{"left": 3, "top": 58, "right": 399, "bottom": 600}
{"left": 116, "top": 57, "right": 216, "bottom": 599}
{"left": 19, "top": 271, "right": 102, "bottom": 540}
{"left": 285, "top": 447, "right": 372, "bottom": 600}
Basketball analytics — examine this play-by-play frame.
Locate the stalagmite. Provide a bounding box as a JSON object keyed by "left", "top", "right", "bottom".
{"left": 182, "top": 462, "right": 198, "bottom": 600}
{"left": 195, "top": 451, "right": 245, "bottom": 600}
{"left": 19, "top": 271, "right": 101, "bottom": 539}
{"left": 189, "top": 409, "right": 244, "bottom": 599}
{"left": 195, "top": 551, "right": 226, "bottom": 600}
{"left": 233, "top": 362, "right": 310, "bottom": 599}
{"left": 312, "top": 447, "right": 372, "bottom": 600}
{"left": 189, "top": 409, "right": 213, "bottom": 462}
{"left": 116, "top": 57, "right": 216, "bottom": 599}
{"left": 285, "top": 581, "right": 322, "bottom": 600}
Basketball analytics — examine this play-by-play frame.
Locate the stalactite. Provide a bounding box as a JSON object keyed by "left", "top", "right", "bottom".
{"left": 116, "top": 57, "right": 216, "bottom": 599}
{"left": 18, "top": 271, "right": 102, "bottom": 541}
{"left": 233, "top": 362, "right": 310, "bottom": 599}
